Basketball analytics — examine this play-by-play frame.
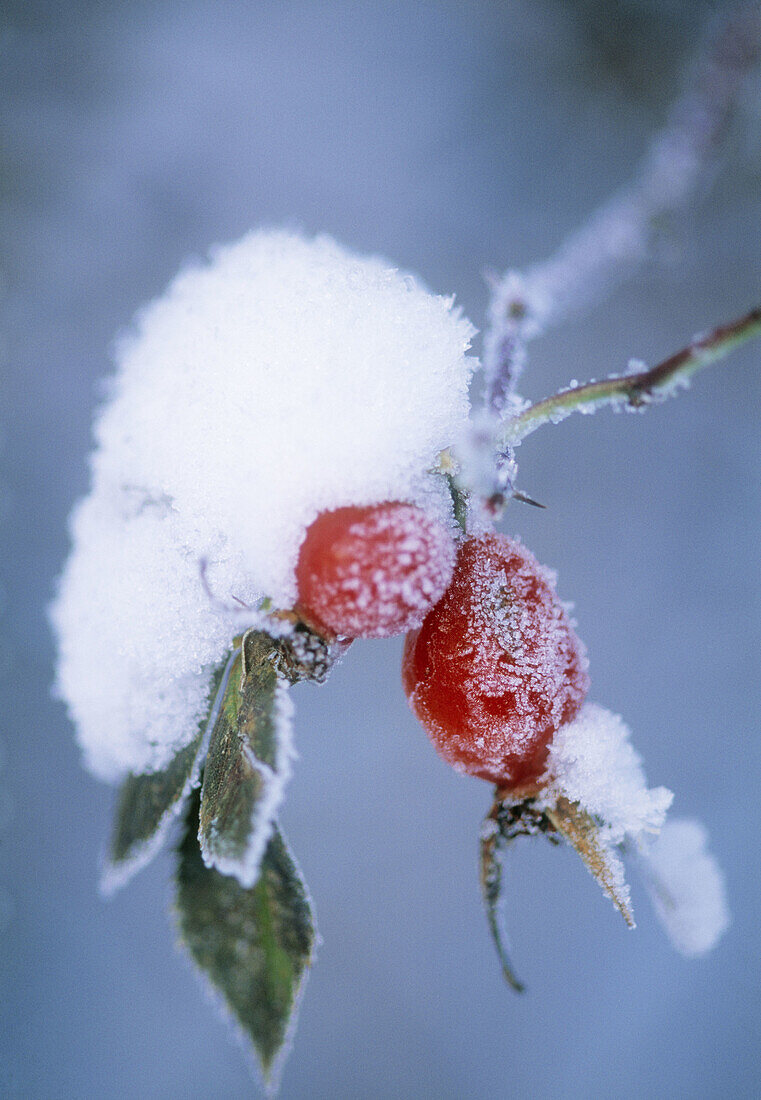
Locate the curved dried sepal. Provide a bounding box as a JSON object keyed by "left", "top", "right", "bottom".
{"left": 479, "top": 801, "right": 525, "bottom": 993}
{"left": 545, "top": 796, "right": 635, "bottom": 928}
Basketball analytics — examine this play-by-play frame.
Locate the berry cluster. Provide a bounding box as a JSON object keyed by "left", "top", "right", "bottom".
{"left": 296, "top": 502, "right": 588, "bottom": 791}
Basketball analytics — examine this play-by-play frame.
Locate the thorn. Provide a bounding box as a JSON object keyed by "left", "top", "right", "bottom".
{"left": 512, "top": 490, "right": 546, "bottom": 509}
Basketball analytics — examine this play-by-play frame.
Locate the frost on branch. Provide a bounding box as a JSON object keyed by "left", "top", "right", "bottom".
{"left": 467, "top": 9, "right": 761, "bottom": 507}
{"left": 50, "top": 230, "right": 475, "bottom": 781}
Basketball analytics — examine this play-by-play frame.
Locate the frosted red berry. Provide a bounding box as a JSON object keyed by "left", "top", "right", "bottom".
{"left": 402, "top": 533, "right": 589, "bottom": 789}
{"left": 296, "top": 502, "right": 456, "bottom": 640}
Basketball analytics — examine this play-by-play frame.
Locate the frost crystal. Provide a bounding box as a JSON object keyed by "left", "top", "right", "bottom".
{"left": 51, "top": 231, "right": 476, "bottom": 780}
{"left": 637, "top": 819, "right": 730, "bottom": 957}
{"left": 539, "top": 703, "right": 673, "bottom": 845}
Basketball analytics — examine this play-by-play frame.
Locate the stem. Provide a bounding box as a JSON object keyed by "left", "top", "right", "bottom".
{"left": 501, "top": 307, "right": 761, "bottom": 446}
{"left": 479, "top": 801, "right": 525, "bottom": 993}
{"left": 481, "top": 7, "right": 761, "bottom": 416}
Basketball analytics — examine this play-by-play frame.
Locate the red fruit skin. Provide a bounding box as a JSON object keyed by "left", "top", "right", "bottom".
{"left": 402, "top": 534, "right": 589, "bottom": 788}
{"left": 296, "top": 502, "right": 456, "bottom": 640}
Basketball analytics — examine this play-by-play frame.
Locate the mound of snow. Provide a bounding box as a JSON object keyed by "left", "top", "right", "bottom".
{"left": 51, "top": 231, "right": 475, "bottom": 780}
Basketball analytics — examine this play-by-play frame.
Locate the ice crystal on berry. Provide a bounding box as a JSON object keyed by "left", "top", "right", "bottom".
{"left": 538, "top": 703, "right": 673, "bottom": 846}
{"left": 403, "top": 533, "right": 589, "bottom": 787}
{"left": 296, "top": 502, "right": 456, "bottom": 639}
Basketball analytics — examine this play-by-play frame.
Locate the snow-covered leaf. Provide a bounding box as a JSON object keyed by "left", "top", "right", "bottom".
{"left": 102, "top": 655, "right": 234, "bottom": 894}
{"left": 199, "top": 631, "right": 293, "bottom": 888}
{"left": 176, "top": 790, "right": 314, "bottom": 1090}
{"left": 50, "top": 231, "right": 474, "bottom": 782}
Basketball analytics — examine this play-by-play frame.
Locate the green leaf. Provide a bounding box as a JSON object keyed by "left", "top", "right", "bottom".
{"left": 199, "top": 631, "right": 293, "bottom": 888}
{"left": 176, "top": 789, "right": 315, "bottom": 1089}
{"left": 102, "top": 654, "right": 235, "bottom": 895}
{"left": 444, "top": 472, "right": 468, "bottom": 534}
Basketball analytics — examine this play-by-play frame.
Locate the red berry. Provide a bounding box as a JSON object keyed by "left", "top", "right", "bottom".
{"left": 402, "top": 534, "right": 589, "bottom": 789}
{"left": 296, "top": 502, "right": 456, "bottom": 640}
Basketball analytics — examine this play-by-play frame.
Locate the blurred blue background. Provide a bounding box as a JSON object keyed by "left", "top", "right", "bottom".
{"left": 2, "top": 1, "right": 760, "bottom": 1096}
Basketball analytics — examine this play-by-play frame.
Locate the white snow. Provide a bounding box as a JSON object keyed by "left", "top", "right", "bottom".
{"left": 637, "top": 818, "right": 730, "bottom": 957}
{"left": 100, "top": 647, "right": 241, "bottom": 896}
{"left": 538, "top": 703, "right": 673, "bottom": 845}
{"left": 51, "top": 230, "right": 475, "bottom": 780}
{"left": 539, "top": 705, "right": 729, "bottom": 955}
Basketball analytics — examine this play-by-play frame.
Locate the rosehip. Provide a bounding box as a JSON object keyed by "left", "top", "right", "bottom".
{"left": 296, "top": 502, "right": 456, "bottom": 639}
{"left": 402, "top": 533, "right": 589, "bottom": 789}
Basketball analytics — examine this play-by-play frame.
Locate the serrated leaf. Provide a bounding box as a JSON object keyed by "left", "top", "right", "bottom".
{"left": 199, "top": 631, "right": 293, "bottom": 888}
{"left": 176, "top": 789, "right": 315, "bottom": 1089}
{"left": 545, "top": 795, "right": 635, "bottom": 927}
{"left": 101, "top": 654, "right": 235, "bottom": 894}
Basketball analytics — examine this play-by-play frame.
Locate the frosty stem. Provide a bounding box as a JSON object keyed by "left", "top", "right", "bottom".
{"left": 500, "top": 306, "right": 761, "bottom": 446}
{"left": 482, "top": 6, "right": 761, "bottom": 414}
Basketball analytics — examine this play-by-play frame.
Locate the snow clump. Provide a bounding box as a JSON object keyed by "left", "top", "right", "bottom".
{"left": 538, "top": 702, "right": 673, "bottom": 845}
{"left": 51, "top": 230, "right": 476, "bottom": 781}
{"left": 637, "top": 818, "right": 730, "bottom": 957}
{"left": 538, "top": 704, "right": 729, "bottom": 953}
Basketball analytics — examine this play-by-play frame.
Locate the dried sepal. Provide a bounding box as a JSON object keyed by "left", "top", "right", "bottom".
{"left": 479, "top": 795, "right": 560, "bottom": 993}
{"left": 273, "top": 622, "right": 346, "bottom": 684}
{"left": 480, "top": 789, "right": 636, "bottom": 991}
{"left": 544, "top": 796, "right": 634, "bottom": 928}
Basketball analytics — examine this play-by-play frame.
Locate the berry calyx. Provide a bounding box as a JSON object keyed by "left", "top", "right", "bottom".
{"left": 296, "top": 502, "right": 456, "bottom": 640}
{"left": 402, "top": 533, "right": 589, "bottom": 789}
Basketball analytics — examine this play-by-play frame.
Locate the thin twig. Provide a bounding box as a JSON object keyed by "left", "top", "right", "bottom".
{"left": 501, "top": 306, "right": 761, "bottom": 446}
{"left": 481, "top": 7, "right": 761, "bottom": 417}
